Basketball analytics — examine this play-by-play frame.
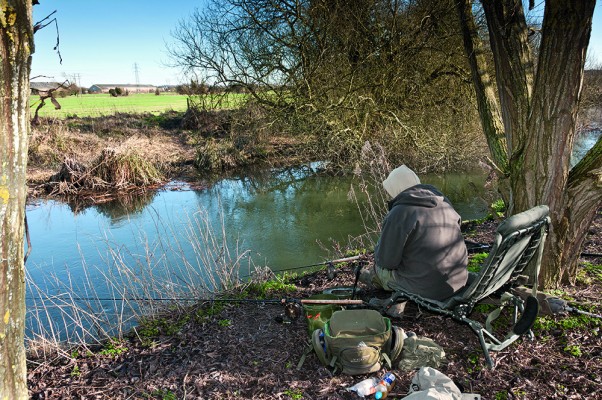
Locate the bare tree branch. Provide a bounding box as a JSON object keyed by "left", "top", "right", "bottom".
{"left": 31, "top": 80, "right": 70, "bottom": 125}
{"left": 33, "top": 10, "right": 62, "bottom": 64}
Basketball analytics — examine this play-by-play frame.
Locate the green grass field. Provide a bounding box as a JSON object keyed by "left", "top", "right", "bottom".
{"left": 31, "top": 93, "right": 246, "bottom": 118}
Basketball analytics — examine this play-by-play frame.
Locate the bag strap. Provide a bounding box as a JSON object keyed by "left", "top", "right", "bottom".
{"left": 296, "top": 342, "right": 315, "bottom": 371}
{"left": 387, "top": 326, "right": 405, "bottom": 364}
{"left": 381, "top": 352, "right": 392, "bottom": 369}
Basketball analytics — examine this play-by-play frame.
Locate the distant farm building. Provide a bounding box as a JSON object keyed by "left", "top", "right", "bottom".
{"left": 88, "top": 84, "right": 157, "bottom": 94}
{"left": 158, "top": 85, "right": 177, "bottom": 92}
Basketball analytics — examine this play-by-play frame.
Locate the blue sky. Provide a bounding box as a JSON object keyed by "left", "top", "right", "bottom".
{"left": 31, "top": 0, "right": 199, "bottom": 87}
{"left": 30, "top": 1, "right": 602, "bottom": 88}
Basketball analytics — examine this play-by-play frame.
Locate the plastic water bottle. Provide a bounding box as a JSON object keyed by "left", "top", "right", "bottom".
{"left": 348, "top": 377, "right": 379, "bottom": 397}
{"left": 374, "top": 372, "right": 396, "bottom": 399}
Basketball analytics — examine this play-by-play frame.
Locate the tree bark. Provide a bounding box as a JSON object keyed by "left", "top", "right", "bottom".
{"left": 553, "top": 135, "right": 602, "bottom": 284}
{"left": 457, "top": 0, "right": 600, "bottom": 287}
{"left": 521, "top": 0, "right": 598, "bottom": 286}
{"left": 456, "top": 0, "right": 508, "bottom": 175}
{"left": 455, "top": 0, "right": 514, "bottom": 206}
{"left": 0, "top": 1, "right": 33, "bottom": 398}
{"left": 481, "top": 0, "right": 534, "bottom": 159}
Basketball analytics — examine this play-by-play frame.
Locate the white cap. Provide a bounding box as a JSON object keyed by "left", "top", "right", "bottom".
{"left": 382, "top": 165, "right": 420, "bottom": 198}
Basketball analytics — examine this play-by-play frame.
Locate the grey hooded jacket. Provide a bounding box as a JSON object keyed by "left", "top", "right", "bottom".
{"left": 374, "top": 184, "right": 468, "bottom": 300}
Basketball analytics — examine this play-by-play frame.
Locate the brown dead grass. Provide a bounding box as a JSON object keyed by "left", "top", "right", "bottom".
{"left": 27, "top": 113, "right": 312, "bottom": 198}
{"left": 29, "top": 123, "right": 195, "bottom": 184}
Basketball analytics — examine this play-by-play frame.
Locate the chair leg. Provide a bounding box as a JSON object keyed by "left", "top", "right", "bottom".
{"left": 463, "top": 318, "right": 496, "bottom": 369}
{"left": 475, "top": 326, "right": 495, "bottom": 369}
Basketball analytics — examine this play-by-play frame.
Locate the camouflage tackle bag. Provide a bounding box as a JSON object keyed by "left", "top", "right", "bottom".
{"left": 308, "top": 309, "right": 405, "bottom": 375}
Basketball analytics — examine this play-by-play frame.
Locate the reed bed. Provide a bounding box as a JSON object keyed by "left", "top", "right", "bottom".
{"left": 46, "top": 146, "right": 164, "bottom": 198}
{"left": 345, "top": 142, "right": 392, "bottom": 250}
{"left": 25, "top": 204, "right": 264, "bottom": 361}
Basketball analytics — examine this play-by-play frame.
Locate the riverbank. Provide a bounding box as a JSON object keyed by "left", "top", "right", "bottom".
{"left": 26, "top": 213, "right": 602, "bottom": 399}
{"left": 27, "top": 111, "right": 316, "bottom": 202}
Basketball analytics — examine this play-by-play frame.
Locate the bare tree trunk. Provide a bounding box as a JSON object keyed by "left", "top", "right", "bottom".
{"left": 481, "top": 1, "right": 534, "bottom": 157}
{"left": 520, "top": 0, "right": 598, "bottom": 286}
{"left": 457, "top": 0, "right": 600, "bottom": 288}
{"left": 0, "top": 1, "right": 34, "bottom": 398}
{"left": 455, "top": 0, "right": 510, "bottom": 202}
{"left": 552, "top": 136, "right": 602, "bottom": 285}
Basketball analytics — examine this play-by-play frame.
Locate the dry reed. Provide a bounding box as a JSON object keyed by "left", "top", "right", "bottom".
{"left": 46, "top": 146, "right": 164, "bottom": 198}
{"left": 25, "top": 204, "right": 263, "bottom": 362}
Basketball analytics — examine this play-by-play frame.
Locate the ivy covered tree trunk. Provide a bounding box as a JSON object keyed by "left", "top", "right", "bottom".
{"left": 0, "top": 1, "right": 33, "bottom": 398}
{"left": 457, "top": 0, "right": 600, "bottom": 287}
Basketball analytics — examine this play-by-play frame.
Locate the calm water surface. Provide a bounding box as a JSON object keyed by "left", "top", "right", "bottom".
{"left": 26, "top": 165, "right": 489, "bottom": 282}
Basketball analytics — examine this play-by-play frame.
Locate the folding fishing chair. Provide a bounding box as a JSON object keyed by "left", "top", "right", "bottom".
{"left": 374, "top": 205, "right": 551, "bottom": 368}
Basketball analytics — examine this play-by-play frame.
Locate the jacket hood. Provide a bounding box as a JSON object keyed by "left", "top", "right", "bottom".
{"left": 388, "top": 184, "right": 445, "bottom": 210}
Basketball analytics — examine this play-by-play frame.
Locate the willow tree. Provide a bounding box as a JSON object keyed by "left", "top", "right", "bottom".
{"left": 169, "top": 0, "right": 481, "bottom": 171}
{"left": 457, "top": 0, "right": 600, "bottom": 287}
{"left": 0, "top": 0, "right": 33, "bottom": 398}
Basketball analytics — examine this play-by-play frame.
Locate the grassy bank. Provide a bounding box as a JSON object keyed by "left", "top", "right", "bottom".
{"left": 26, "top": 247, "right": 602, "bottom": 399}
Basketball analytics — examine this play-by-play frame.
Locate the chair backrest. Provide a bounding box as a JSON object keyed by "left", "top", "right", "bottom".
{"left": 460, "top": 205, "right": 550, "bottom": 304}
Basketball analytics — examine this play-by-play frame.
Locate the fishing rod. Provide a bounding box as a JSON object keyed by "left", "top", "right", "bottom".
{"left": 196, "top": 296, "right": 365, "bottom": 322}
{"left": 465, "top": 240, "right": 492, "bottom": 253}
{"left": 27, "top": 294, "right": 365, "bottom": 322}
{"left": 563, "top": 304, "right": 602, "bottom": 319}
{"left": 546, "top": 297, "right": 602, "bottom": 319}
{"left": 280, "top": 254, "right": 369, "bottom": 272}
{"left": 464, "top": 240, "right": 602, "bottom": 257}
{"left": 25, "top": 254, "right": 370, "bottom": 309}
{"left": 277, "top": 254, "right": 370, "bottom": 287}
{"left": 25, "top": 295, "right": 364, "bottom": 306}
{"left": 24, "top": 254, "right": 371, "bottom": 304}
{"left": 197, "top": 297, "right": 364, "bottom": 306}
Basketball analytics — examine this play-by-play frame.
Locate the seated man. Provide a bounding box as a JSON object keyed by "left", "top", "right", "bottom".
{"left": 363, "top": 165, "right": 468, "bottom": 301}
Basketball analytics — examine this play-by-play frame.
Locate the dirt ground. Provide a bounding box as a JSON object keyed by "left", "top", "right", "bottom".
{"left": 26, "top": 212, "right": 602, "bottom": 399}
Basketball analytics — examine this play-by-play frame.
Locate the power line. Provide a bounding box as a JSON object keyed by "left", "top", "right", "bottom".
{"left": 133, "top": 63, "right": 140, "bottom": 85}
{"left": 74, "top": 73, "right": 81, "bottom": 95}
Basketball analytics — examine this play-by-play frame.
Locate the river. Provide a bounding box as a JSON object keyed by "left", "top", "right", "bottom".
{"left": 25, "top": 165, "right": 490, "bottom": 341}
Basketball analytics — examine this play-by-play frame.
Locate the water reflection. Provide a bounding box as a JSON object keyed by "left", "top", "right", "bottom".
{"left": 571, "top": 128, "right": 600, "bottom": 168}
{"left": 92, "top": 190, "right": 158, "bottom": 223}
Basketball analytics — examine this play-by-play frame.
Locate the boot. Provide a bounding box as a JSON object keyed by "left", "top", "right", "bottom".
{"left": 369, "top": 297, "right": 407, "bottom": 318}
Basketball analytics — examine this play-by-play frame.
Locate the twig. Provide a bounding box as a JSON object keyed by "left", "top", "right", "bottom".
{"left": 24, "top": 212, "right": 31, "bottom": 263}
{"left": 31, "top": 80, "right": 70, "bottom": 125}
{"left": 33, "top": 10, "right": 62, "bottom": 64}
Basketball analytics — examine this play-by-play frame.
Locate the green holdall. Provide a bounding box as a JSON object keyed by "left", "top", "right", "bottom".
{"left": 309, "top": 309, "right": 405, "bottom": 375}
